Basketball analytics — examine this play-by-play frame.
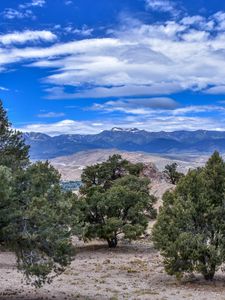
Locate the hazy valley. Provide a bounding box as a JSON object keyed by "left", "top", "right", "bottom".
{"left": 24, "top": 128, "right": 225, "bottom": 181}
{"left": 50, "top": 148, "right": 205, "bottom": 181}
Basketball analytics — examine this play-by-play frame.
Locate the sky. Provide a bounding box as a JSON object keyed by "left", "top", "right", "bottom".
{"left": 1, "top": 0, "right": 225, "bottom": 135}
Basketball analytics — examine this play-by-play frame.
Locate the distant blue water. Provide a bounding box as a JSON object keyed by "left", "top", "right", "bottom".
{"left": 60, "top": 181, "right": 82, "bottom": 191}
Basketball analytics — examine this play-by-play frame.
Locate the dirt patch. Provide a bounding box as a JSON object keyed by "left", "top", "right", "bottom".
{"left": 1, "top": 239, "right": 225, "bottom": 300}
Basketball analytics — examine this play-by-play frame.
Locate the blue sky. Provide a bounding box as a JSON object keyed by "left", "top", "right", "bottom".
{"left": 1, "top": 0, "right": 225, "bottom": 135}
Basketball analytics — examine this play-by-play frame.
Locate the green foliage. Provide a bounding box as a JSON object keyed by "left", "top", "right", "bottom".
{"left": 153, "top": 151, "right": 225, "bottom": 280}
{"left": 80, "top": 154, "right": 130, "bottom": 192}
{"left": 76, "top": 155, "right": 156, "bottom": 247}
{"left": 1, "top": 161, "right": 77, "bottom": 287}
{"left": 163, "top": 162, "right": 184, "bottom": 184}
{"left": 0, "top": 100, "right": 76, "bottom": 287}
{"left": 0, "top": 166, "right": 13, "bottom": 242}
{"left": 0, "top": 100, "right": 29, "bottom": 170}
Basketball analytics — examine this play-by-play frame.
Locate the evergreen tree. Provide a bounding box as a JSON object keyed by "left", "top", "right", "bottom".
{"left": 0, "top": 101, "right": 76, "bottom": 286}
{"left": 0, "top": 166, "right": 13, "bottom": 243}
{"left": 0, "top": 100, "right": 29, "bottom": 170}
{"left": 80, "top": 154, "right": 130, "bottom": 192}
{"left": 7, "top": 162, "right": 76, "bottom": 287}
{"left": 152, "top": 151, "right": 225, "bottom": 280}
{"left": 163, "top": 162, "right": 184, "bottom": 184}
{"left": 76, "top": 156, "right": 157, "bottom": 248}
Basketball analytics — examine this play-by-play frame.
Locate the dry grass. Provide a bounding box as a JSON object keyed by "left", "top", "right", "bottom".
{"left": 1, "top": 238, "right": 225, "bottom": 300}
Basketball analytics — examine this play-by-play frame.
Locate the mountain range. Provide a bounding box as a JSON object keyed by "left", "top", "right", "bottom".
{"left": 23, "top": 128, "right": 225, "bottom": 159}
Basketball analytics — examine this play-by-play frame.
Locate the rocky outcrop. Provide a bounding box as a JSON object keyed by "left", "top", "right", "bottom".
{"left": 141, "top": 162, "right": 167, "bottom": 183}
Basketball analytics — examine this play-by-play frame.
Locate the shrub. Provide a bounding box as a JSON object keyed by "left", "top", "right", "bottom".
{"left": 153, "top": 151, "right": 225, "bottom": 280}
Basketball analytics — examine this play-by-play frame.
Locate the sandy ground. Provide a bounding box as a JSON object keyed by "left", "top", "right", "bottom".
{"left": 1, "top": 238, "right": 225, "bottom": 300}
{"left": 50, "top": 149, "right": 203, "bottom": 181}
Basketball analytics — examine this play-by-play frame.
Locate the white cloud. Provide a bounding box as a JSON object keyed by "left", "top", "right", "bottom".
{"left": 30, "top": 0, "right": 46, "bottom": 7}
{"left": 205, "top": 85, "right": 225, "bottom": 94}
{"left": 64, "top": 25, "right": 94, "bottom": 36}
{"left": 90, "top": 97, "right": 179, "bottom": 115}
{"left": 182, "top": 30, "right": 209, "bottom": 42}
{"left": 3, "top": 0, "right": 45, "bottom": 20}
{"left": 2, "top": 12, "right": 225, "bottom": 98}
{"left": 145, "top": 0, "right": 179, "bottom": 15}
{"left": 17, "top": 105, "right": 225, "bottom": 135}
{"left": 18, "top": 119, "right": 105, "bottom": 135}
{"left": 45, "top": 83, "right": 182, "bottom": 99}
{"left": 213, "top": 11, "right": 225, "bottom": 31}
{"left": 1, "top": 8, "right": 225, "bottom": 134}
{"left": 17, "top": 101, "right": 225, "bottom": 135}
{"left": 37, "top": 112, "right": 65, "bottom": 118}
{"left": 103, "top": 97, "right": 179, "bottom": 109}
{"left": 181, "top": 15, "right": 205, "bottom": 25}
{"left": 90, "top": 99, "right": 225, "bottom": 117}
{"left": 0, "top": 30, "right": 56, "bottom": 45}
{"left": 2, "top": 8, "right": 34, "bottom": 19}
{"left": 19, "top": 0, "right": 46, "bottom": 9}
{"left": 0, "top": 86, "right": 9, "bottom": 91}
{"left": 65, "top": 0, "right": 73, "bottom": 5}
{"left": 171, "top": 105, "right": 225, "bottom": 115}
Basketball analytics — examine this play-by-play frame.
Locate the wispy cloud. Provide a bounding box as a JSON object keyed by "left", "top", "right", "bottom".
{"left": 90, "top": 98, "right": 179, "bottom": 115}
{"left": 3, "top": 0, "right": 45, "bottom": 20}
{"left": 65, "top": 0, "right": 73, "bottom": 5}
{"left": 0, "top": 86, "right": 9, "bottom": 91}
{"left": 18, "top": 119, "right": 104, "bottom": 135}
{"left": 0, "top": 30, "right": 56, "bottom": 45}
{"left": 37, "top": 111, "right": 65, "bottom": 118}
{"left": 18, "top": 105, "right": 225, "bottom": 135}
{"left": 2, "top": 12, "right": 225, "bottom": 99}
{"left": 30, "top": 0, "right": 46, "bottom": 7}
{"left": 2, "top": 8, "right": 34, "bottom": 20}
{"left": 16, "top": 99, "right": 225, "bottom": 135}
{"left": 205, "top": 85, "right": 225, "bottom": 95}
{"left": 145, "top": 0, "right": 180, "bottom": 15}
{"left": 90, "top": 100, "right": 225, "bottom": 118}
{"left": 45, "top": 84, "right": 182, "bottom": 99}
{"left": 19, "top": 0, "right": 46, "bottom": 9}
{"left": 63, "top": 24, "right": 94, "bottom": 36}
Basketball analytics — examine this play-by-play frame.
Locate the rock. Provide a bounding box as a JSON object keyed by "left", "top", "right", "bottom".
{"left": 141, "top": 163, "right": 166, "bottom": 183}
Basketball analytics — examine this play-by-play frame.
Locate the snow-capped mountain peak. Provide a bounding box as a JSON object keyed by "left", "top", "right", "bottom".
{"left": 111, "top": 127, "right": 140, "bottom": 133}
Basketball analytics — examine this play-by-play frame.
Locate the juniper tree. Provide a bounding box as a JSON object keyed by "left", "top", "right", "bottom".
{"left": 153, "top": 151, "right": 225, "bottom": 280}
{"left": 76, "top": 155, "right": 156, "bottom": 248}
{"left": 80, "top": 154, "right": 130, "bottom": 192}
{"left": 6, "top": 162, "right": 76, "bottom": 287}
{"left": 163, "top": 162, "right": 184, "bottom": 185}
{"left": 0, "top": 100, "right": 29, "bottom": 170}
{"left": 0, "top": 100, "right": 76, "bottom": 286}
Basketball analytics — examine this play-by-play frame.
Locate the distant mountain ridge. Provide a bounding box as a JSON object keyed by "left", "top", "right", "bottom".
{"left": 23, "top": 128, "right": 225, "bottom": 159}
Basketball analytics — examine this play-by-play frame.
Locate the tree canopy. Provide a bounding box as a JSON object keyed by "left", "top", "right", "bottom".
{"left": 0, "top": 100, "right": 29, "bottom": 170}
{"left": 163, "top": 162, "right": 184, "bottom": 184}
{"left": 76, "top": 155, "right": 156, "bottom": 248}
{"left": 0, "top": 100, "right": 76, "bottom": 286}
{"left": 153, "top": 151, "right": 225, "bottom": 280}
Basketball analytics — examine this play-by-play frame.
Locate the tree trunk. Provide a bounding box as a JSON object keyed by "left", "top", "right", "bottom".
{"left": 107, "top": 237, "right": 117, "bottom": 248}
{"left": 202, "top": 265, "right": 216, "bottom": 281}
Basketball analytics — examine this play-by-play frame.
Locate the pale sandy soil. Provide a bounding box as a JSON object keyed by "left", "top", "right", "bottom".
{"left": 1, "top": 238, "right": 225, "bottom": 300}
{"left": 50, "top": 149, "right": 203, "bottom": 181}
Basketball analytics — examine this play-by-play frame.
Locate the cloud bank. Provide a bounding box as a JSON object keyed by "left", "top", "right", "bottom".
{"left": 1, "top": 12, "right": 225, "bottom": 99}
{"left": 2, "top": 3, "right": 225, "bottom": 134}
